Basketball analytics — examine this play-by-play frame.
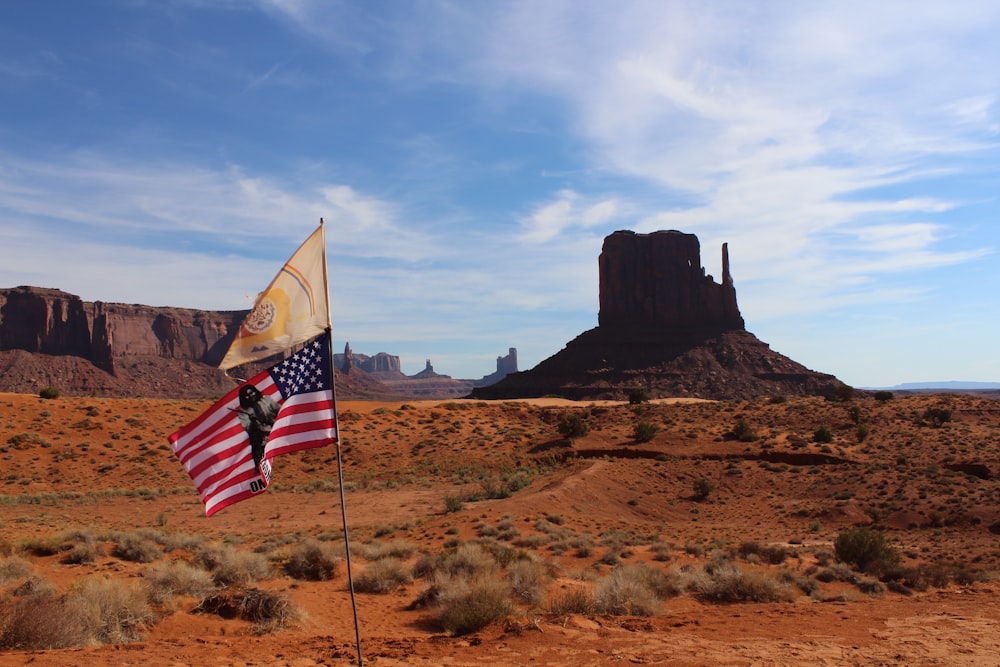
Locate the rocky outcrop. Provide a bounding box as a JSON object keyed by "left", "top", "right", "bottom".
{"left": 473, "top": 347, "right": 518, "bottom": 387}
{"left": 0, "top": 286, "right": 245, "bottom": 374}
{"left": 472, "top": 230, "right": 839, "bottom": 401}
{"left": 599, "top": 231, "right": 743, "bottom": 332}
{"left": 0, "top": 286, "right": 406, "bottom": 399}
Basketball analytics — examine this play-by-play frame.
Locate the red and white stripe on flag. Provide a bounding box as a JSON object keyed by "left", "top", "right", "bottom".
{"left": 169, "top": 336, "right": 337, "bottom": 516}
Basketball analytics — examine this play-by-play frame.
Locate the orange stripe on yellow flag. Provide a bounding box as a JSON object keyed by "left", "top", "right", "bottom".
{"left": 220, "top": 223, "right": 329, "bottom": 370}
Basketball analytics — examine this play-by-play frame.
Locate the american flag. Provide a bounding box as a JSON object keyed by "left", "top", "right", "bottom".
{"left": 169, "top": 333, "right": 337, "bottom": 516}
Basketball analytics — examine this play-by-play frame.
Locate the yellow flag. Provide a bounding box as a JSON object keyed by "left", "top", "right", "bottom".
{"left": 220, "top": 223, "right": 329, "bottom": 370}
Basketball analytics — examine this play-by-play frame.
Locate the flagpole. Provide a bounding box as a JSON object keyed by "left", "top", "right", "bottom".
{"left": 319, "top": 219, "right": 364, "bottom": 667}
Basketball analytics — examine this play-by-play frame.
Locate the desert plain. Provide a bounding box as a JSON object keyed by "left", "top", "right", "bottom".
{"left": 0, "top": 390, "right": 998, "bottom": 666}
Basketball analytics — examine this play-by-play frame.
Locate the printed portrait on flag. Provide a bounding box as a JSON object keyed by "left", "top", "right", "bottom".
{"left": 169, "top": 333, "right": 337, "bottom": 516}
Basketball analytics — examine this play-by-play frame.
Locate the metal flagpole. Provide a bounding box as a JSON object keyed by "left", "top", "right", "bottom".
{"left": 319, "top": 219, "right": 364, "bottom": 666}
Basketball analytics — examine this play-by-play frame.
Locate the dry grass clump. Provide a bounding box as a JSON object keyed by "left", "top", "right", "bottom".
{"left": 69, "top": 576, "right": 154, "bottom": 643}
{"left": 284, "top": 539, "right": 341, "bottom": 581}
{"left": 61, "top": 531, "right": 104, "bottom": 565}
{"left": 593, "top": 562, "right": 680, "bottom": 616}
{"left": 0, "top": 556, "right": 32, "bottom": 584}
{"left": 111, "top": 530, "right": 163, "bottom": 563}
{"left": 506, "top": 558, "right": 551, "bottom": 606}
{"left": 196, "top": 587, "right": 297, "bottom": 634}
{"left": 413, "top": 541, "right": 497, "bottom": 580}
{"left": 434, "top": 573, "right": 515, "bottom": 636}
{"left": 354, "top": 557, "right": 413, "bottom": 593}
{"left": 354, "top": 539, "right": 418, "bottom": 561}
{"left": 195, "top": 543, "right": 272, "bottom": 586}
{"left": 143, "top": 560, "right": 217, "bottom": 603}
{"left": 686, "top": 562, "right": 795, "bottom": 603}
{"left": 545, "top": 586, "right": 595, "bottom": 615}
{"left": 0, "top": 589, "right": 89, "bottom": 649}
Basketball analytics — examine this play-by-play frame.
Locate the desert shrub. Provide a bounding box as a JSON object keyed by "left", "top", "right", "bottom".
{"left": 687, "top": 562, "right": 795, "bottom": 603}
{"left": 737, "top": 542, "right": 789, "bottom": 565}
{"left": 632, "top": 422, "right": 659, "bottom": 443}
{"left": 196, "top": 544, "right": 271, "bottom": 586}
{"left": 856, "top": 578, "right": 886, "bottom": 597}
{"left": 650, "top": 541, "right": 674, "bottom": 562}
{"left": 111, "top": 531, "right": 162, "bottom": 563}
{"left": 922, "top": 407, "right": 952, "bottom": 427}
{"left": 444, "top": 495, "right": 464, "bottom": 513}
{"left": 354, "top": 558, "right": 412, "bottom": 593}
{"left": 284, "top": 539, "right": 341, "bottom": 581}
{"left": 692, "top": 478, "right": 712, "bottom": 500}
{"left": 833, "top": 526, "right": 900, "bottom": 573}
{"left": 357, "top": 539, "right": 418, "bottom": 561}
{"left": 197, "top": 587, "right": 296, "bottom": 634}
{"left": 856, "top": 423, "right": 870, "bottom": 443}
{"left": 628, "top": 388, "right": 650, "bottom": 405}
{"left": 827, "top": 383, "right": 855, "bottom": 402}
{"left": 38, "top": 387, "right": 61, "bottom": 400}
{"left": 873, "top": 390, "right": 894, "bottom": 402}
{"left": 415, "top": 542, "right": 497, "bottom": 580}
{"left": 69, "top": 577, "right": 154, "bottom": 643}
{"left": 436, "top": 574, "right": 515, "bottom": 636}
{"left": 506, "top": 558, "right": 550, "bottom": 606}
{"left": 62, "top": 540, "right": 103, "bottom": 565}
{"left": 769, "top": 394, "right": 787, "bottom": 404}
{"left": 545, "top": 586, "right": 594, "bottom": 615}
{"left": 557, "top": 413, "right": 590, "bottom": 440}
{"left": 0, "top": 591, "right": 89, "bottom": 649}
{"left": 0, "top": 556, "right": 33, "bottom": 583}
{"left": 143, "top": 560, "right": 216, "bottom": 603}
{"left": 813, "top": 425, "right": 834, "bottom": 443}
{"left": 729, "top": 418, "right": 757, "bottom": 442}
{"left": 592, "top": 563, "right": 673, "bottom": 616}
{"left": 17, "top": 536, "right": 64, "bottom": 557}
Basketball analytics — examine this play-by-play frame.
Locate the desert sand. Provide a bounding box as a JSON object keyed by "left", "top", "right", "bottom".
{"left": 1, "top": 391, "right": 998, "bottom": 666}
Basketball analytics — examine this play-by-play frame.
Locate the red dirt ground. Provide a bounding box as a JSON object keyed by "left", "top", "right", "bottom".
{"left": 1, "top": 392, "right": 999, "bottom": 666}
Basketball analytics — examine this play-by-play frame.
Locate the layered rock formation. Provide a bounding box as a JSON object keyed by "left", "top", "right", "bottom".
{"left": 472, "top": 230, "right": 839, "bottom": 401}
{"left": 0, "top": 286, "right": 402, "bottom": 399}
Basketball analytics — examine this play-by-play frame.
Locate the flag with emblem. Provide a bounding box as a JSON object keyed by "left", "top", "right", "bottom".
{"left": 169, "top": 333, "right": 337, "bottom": 516}
{"left": 220, "top": 224, "right": 329, "bottom": 370}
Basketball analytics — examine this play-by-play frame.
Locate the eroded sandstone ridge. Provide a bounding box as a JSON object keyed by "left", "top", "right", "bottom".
{"left": 472, "top": 230, "right": 839, "bottom": 401}
{"left": 0, "top": 286, "right": 397, "bottom": 399}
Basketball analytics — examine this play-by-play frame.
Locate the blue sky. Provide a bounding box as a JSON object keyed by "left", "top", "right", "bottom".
{"left": 1, "top": 1, "right": 998, "bottom": 387}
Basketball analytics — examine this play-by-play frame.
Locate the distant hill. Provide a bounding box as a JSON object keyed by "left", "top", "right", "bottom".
{"left": 870, "top": 381, "right": 1000, "bottom": 392}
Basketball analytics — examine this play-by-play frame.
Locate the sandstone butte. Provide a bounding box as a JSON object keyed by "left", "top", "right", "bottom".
{"left": 473, "top": 229, "right": 840, "bottom": 401}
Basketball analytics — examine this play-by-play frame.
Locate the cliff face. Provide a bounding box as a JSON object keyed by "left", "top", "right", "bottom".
{"left": 0, "top": 286, "right": 245, "bottom": 374}
{"left": 473, "top": 230, "right": 839, "bottom": 401}
{"left": 0, "top": 286, "right": 257, "bottom": 398}
{"left": 599, "top": 230, "right": 743, "bottom": 332}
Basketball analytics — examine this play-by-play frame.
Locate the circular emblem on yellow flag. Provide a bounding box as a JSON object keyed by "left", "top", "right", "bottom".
{"left": 244, "top": 298, "right": 277, "bottom": 335}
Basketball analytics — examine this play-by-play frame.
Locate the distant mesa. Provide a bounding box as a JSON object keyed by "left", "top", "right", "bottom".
{"left": 0, "top": 285, "right": 511, "bottom": 400}
{"left": 472, "top": 229, "right": 840, "bottom": 401}
{"left": 334, "top": 345, "right": 517, "bottom": 399}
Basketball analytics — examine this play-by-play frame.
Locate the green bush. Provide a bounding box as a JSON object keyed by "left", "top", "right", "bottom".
{"left": 628, "top": 389, "right": 650, "bottom": 405}
{"left": 692, "top": 478, "right": 712, "bottom": 501}
{"left": 834, "top": 526, "right": 900, "bottom": 573}
{"left": 632, "top": 422, "right": 658, "bottom": 443}
{"left": 730, "top": 418, "right": 757, "bottom": 442}
{"left": 557, "top": 413, "right": 590, "bottom": 440}
{"left": 38, "top": 387, "right": 61, "bottom": 400}
{"left": 827, "top": 383, "right": 855, "bottom": 402}
{"left": 922, "top": 407, "right": 952, "bottom": 427}
{"left": 873, "top": 390, "right": 894, "bottom": 402}
{"left": 813, "top": 425, "right": 834, "bottom": 443}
